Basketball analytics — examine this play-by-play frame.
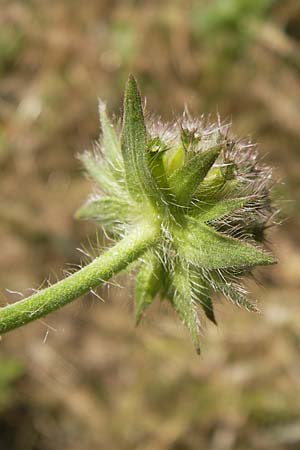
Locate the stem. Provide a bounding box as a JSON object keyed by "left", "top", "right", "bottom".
{"left": 0, "top": 222, "right": 160, "bottom": 334}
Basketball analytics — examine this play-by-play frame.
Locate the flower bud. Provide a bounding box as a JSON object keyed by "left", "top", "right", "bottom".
{"left": 77, "top": 76, "right": 277, "bottom": 352}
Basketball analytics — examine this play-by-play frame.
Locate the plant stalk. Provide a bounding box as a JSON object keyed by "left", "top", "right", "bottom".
{"left": 0, "top": 222, "right": 160, "bottom": 334}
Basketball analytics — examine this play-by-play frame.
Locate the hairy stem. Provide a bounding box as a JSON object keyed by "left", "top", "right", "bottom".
{"left": 0, "top": 222, "right": 160, "bottom": 334}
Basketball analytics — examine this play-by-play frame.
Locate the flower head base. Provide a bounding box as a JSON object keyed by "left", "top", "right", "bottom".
{"left": 77, "top": 76, "right": 277, "bottom": 353}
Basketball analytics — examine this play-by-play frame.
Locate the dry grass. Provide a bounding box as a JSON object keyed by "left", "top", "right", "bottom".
{"left": 0, "top": 1, "right": 300, "bottom": 449}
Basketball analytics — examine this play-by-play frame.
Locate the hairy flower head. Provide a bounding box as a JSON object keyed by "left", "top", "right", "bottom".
{"left": 76, "top": 76, "right": 277, "bottom": 353}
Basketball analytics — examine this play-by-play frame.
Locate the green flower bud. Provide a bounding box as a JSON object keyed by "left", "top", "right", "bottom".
{"left": 77, "top": 75, "right": 277, "bottom": 352}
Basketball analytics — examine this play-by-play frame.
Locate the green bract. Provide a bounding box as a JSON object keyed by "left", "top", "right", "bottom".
{"left": 77, "top": 75, "right": 277, "bottom": 353}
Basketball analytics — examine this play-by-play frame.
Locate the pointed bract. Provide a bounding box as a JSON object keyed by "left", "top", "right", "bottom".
{"left": 195, "top": 197, "right": 252, "bottom": 223}
{"left": 199, "top": 295, "right": 217, "bottom": 324}
{"left": 121, "top": 76, "right": 165, "bottom": 209}
{"left": 79, "top": 152, "right": 122, "bottom": 196}
{"left": 177, "top": 218, "right": 276, "bottom": 270}
{"left": 147, "top": 145, "right": 170, "bottom": 195}
{"left": 191, "top": 274, "right": 217, "bottom": 324}
{"left": 195, "top": 164, "right": 236, "bottom": 200}
{"left": 209, "top": 271, "right": 259, "bottom": 312}
{"left": 99, "top": 100, "right": 123, "bottom": 175}
{"left": 75, "top": 196, "right": 131, "bottom": 233}
{"left": 168, "top": 146, "right": 221, "bottom": 205}
{"left": 172, "top": 262, "right": 201, "bottom": 353}
{"left": 134, "top": 252, "right": 163, "bottom": 324}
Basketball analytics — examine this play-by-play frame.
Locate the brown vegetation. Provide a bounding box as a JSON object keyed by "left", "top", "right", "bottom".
{"left": 0, "top": 1, "right": 299, "bottom": 449}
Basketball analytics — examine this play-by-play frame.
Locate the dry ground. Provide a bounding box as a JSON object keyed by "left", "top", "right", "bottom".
{"left": 0, "top": 1, "right": 300, "bottom": 449}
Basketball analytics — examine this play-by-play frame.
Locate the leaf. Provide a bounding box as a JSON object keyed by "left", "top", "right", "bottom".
{"left": 177, "top": 218, "right": 277, "bottom": 270}
{"left": 172, "top": 261, "right": 201, "bottom": 354}
{"left": 194, "top": 197, "right": 251, "bottom": 223}
{"left": 121, "top": 75, "right": 164, "bottom": 207}
{"left": 168, "top": 146, "right": 221, "bottom": 206}
{"left": 135, "top": 252, "right": 163, "bottom": 324}
{"left": 99, "top": 100, "right": 123, "bottom": 175}
{"left": 75, "top": 196, "right": 131, "bottom": 231}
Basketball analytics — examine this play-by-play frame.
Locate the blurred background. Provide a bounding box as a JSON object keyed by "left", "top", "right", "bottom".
{"left": 0, "top": 1, "right": 299, "bottom": 449}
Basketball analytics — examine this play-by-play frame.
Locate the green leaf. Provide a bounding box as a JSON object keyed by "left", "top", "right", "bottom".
{"left": 75, "top": 196, "right": 131, "bottom": 231}
{"left": 194, "top": 197, "right": 251, "bottom": 223}
{"left": 177, "top": 218, "right": 277, "bottom": 269}
{"left": 135, "top": 252, "right": 163, "bottom": 324}
{"left": 121, "top": 75, "right": 164, "bottom": 207}
{"left": 172, "top": 261, "right": 201, "bottom": 353}
{"left": 99, "top": 100, "right": 123, "bottom": 174}
{"left": 168, "top": 146, "right": 221, "bottom": 206}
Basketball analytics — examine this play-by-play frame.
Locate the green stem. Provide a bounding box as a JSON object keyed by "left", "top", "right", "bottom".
{"left": 0, "top": 222, "right": 160, "bottom": 334}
